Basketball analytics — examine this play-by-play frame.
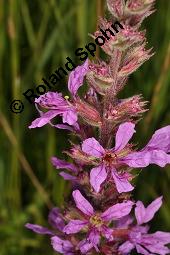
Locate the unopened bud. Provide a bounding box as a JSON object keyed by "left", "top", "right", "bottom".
{"left": 107, "top": 0, "right": 125, "bottom": 18}
{"left": 75, "top": 99, "right": 102, "bottom": 127}
{"left": 105, "top": 95, "right": 147, "bottom": 123}
{"left": 119, "top": 44, "right": 154, "bottom": 77}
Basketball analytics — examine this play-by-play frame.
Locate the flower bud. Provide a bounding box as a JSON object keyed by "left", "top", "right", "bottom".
{"left": 107, "top": 0, "right": 125, "bottom": 19}
{"left": 125, "top": 0, "right": 156, "bottom": 26}
{"left": 104, "top": 95, "right": 147, "bottom": 123}
{"left": 75, "top": 99, "right": 102, "bottom": 127}
{"left": 119, "top": 44, "right": 154, "bottom": 77}
{"left": 126, "top": 0, "right": 155, "bottom": 14}
{"left": 95, "top": 19, "right": 145, "bottom": 54}
{"left": 86, "top": 62, "right": 114, "bottom": 95}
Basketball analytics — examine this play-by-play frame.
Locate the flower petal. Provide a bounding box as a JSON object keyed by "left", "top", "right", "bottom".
{"left": 51, "top": 236, "right": 74, "bottom": 254}
{"left": 88, "top": 229, "right": 100, "bottom": 247}
{"left": 123, "top": 151, "right": 151, "bottom": 167}
{"left": 53, "top": 124, "right": 74, "bottom": 131}
{"left": 144, "top": 125, "right": 170, "bottom": 153}
{"left": 68, "top": 59, "right": 89, "bottom": 96}
{"left": 143, "top": 150, "right": 170, "bottom": 167}
{"left": 79, "top": 239, "right": 94, "bottom": 254}
{"left": 134, "top": 201, "right": 146, "bottom": 225}
{"left": 102, "top": 226, "right": 113, "bottom": 241}
{"left": 25, "top": 223, "right": 54, "bottom": 235}
{"left": 136, "top": 244, "right": 150, "bottom": 255}
{"left": 112, "top": 170, "right": 134, "bottom": 193}
{"left": 102, "top": 201, "right": 134, "bottom": 221}
{"left": 62, "top": 109, "right": 78, "bottom": 125}
{"left": 82, "top": 137, "right": 105, "bottom": 157}
{"left": 116, "top": 215, "right": 133, "bottom": 228}
{"left": 51, "top": 157, "right": 78, "bottom": 173}
{"left": 48, "top": 208, "right": 65, "bottom": 231}
{"left": 143, "top": 243, "right": 170, "bottom": 255}
{"left": 29, "top": 110, "right": 59, "bottom": 128}
{"left": 135, "top": 196, "right": 162, "bottom": 225}
{"left": 90, "top": 165, "right": 107, "bottom": 193}
{"left": 59, "top": 172, "right": 77, "bottom": 182}
{"left": 35, "top": 92, "right": 66, "bottom": 107}
{"left": 72, "top": 190, "right": 94, "bottom": 216}
{"left": 63, "top": 220, "right": 87, "bottom": 234}
{"left": 145, "top": 231, "right": 170, "bottom": 244}
{"left": 119, "top": 241, "right": 135, "bottom": 254}
{"left": 114, "top": 122, "right": 136, "bottom": 152}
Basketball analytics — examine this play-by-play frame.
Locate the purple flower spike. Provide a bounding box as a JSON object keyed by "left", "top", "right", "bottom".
{"left": 64, "top": 190, "right": 134, "bottom": 253}
{"left": 68, "top": 59, "right": 89, "bottom": 96}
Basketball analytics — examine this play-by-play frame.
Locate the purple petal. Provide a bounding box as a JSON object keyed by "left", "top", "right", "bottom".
{"left": 102, "top": 226, "right": 113, "bottom": 241}
{"left": 143, "top": 243, "right": 170, "bottom": 255}
{"left": 88, "top": 229, "right": 100, "bottom": 247}
{"left": 111, "top": 170, "right": 134, "bottom": 193}
{"left": 62, "top": 109, "right": 78, "bottom": 125}
{"left": 119, "top": 241, "right": 135, "bottom": 254}
{"left": 35, "top": 92, "right": 66, "bottom": 107}
{"left": 48, "top": 208, "right": 65, "bottom": 231}
{"left": 25, "top": 223, "right": 54, "bottom": 235}
{"left": 72, "top": 190, "right": 94, "bottom": 216}
{"left": 82, "top": 137, "right": 105, "bottom": 157}
{"left": 68, "top": 59, "right": 89, "bottom": 96}
{"left": 51, "top": 236, "right": 74, "bottom": 254}
{"left": 79, "top": 239, "right": 94, "bottom": 254}
{"left": 29, "top": 110, "right": 59, "bottom": 128}
{"left": 135, "top": 196, "right": 162, "bottom": 225}
{"left": 51, "top": 157, "right": 78, "bottom": 173}
{"left": 90, "top": 164, "right": 107, "bottom": 193}
{"left": 134, "top": 201, "right": 146, "bottom": 225}
{"left": 123, "top": 151, "right": 151, "bottom": 167}
{"left": 59, "top": 172, "right": 77, "bottom": 182}
{"left": 114, "top": 122, "right": 136, "bottom": 152}
{"left": 142, "top": 150, "right": 170, "bottom": 167}
{"left": 101, "top": 200, "right": 134, "bottom": 221}
{"left": 136, "top": 244, "right": 150, "bottom": 255}
{"left": 145, "top": 231, "right": 170, "bottom": 244}
{"left": 144, "top": 125, "right": 170, "bottom": 153}
{"left": 63, "top": 220, "right": 87, "bottom": 234}
{"left": 116, "top": 215, "right": 133, "bottom": 228}
{"left": 53, "top": 124, "right": 74, "bottom": 131}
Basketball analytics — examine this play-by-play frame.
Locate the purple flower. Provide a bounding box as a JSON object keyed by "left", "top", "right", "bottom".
{"left": 25, "top": 208, "right": 75, "bottom": 255}
{"left": 64, "top": 190, "right": 134, "bottom": 253}
{"left": 51, "top": 156, "right": 79, "bottom": 182}
{"left": 25, "top": 207, "right": 65, "bottom": 235}
{"left": 123, "top": 125, "right": 170, "bottom": 168}
{"left": 119, "top": 197, "right": 170, "bottom": 255}
{"left": 29, "top": 60, "right": 89, "bottom": 129}
{"left": 82, "top": 122, "right": 170, "bottom": 193}
{"left": 81, "top": 122, "right": 135, "bottom": 193}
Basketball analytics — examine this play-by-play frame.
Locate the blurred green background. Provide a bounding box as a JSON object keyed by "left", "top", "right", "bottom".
{"left": 0, "top": 0, "right": 170, "bottom": 254}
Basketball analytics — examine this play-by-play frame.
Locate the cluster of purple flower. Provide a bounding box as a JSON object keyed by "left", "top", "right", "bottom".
{"left": 26, "top": 0, "right": 170, "bottom": 254}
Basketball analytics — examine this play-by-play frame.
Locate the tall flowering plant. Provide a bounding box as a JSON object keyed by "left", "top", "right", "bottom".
{"left": 26, "top": 0, "right": 170, "bottom": 254}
